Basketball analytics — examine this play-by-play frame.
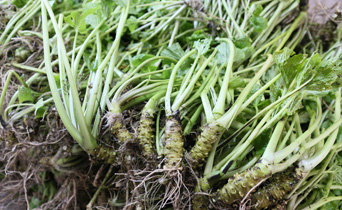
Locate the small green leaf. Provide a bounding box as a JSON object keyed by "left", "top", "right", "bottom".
{"left": 234, "top": 46, "right": 255, "bottom": 64}
{"left": 101, "top": 0, "right": 115, "bottom": 17}
{"left": 132, "top": 54, "right": 158, "bottom": 72}
{"left": 250, "top": 16, "right": 268, "bottom": 33}
{"left": 234, "top": 36, "right": 251, "bottom": 49}
{"left": 186, "top": 29, "right": 208, "bottom": 42}
{"left": 274, "top": 48, "right": 295, "bottom": 65}
{"left": 215, "top": 42, "right": 229, "bottom": 65}
{"left": 54, "top": 74, "right": 61, "bottom": 89}
{"left": 64, "top": 11, "right": 78, "bottom": 28}
{"left": 307, "top": 58, "right": 342, "bottom": 91}
{"left": 253, "top": 5, "right": 263, "bottom": 16}
{"left": 252, "top": 129, "right": 271, "bottom": 155}
{"left": 161, "top": 43, "right": 185, "bottom": 60}
{"left": 274, "top": 48, "right": 306, "bottom": 88}
{"left": 229, "top": 76, "right": 245, "bottom": 89}
{"left": 333, "top": 166, "right": 342, "bottom": 185}
{"left": 18, "top": 86, "right": 34, "bottom": 103}
{"left": 296, "top": 53, "right": 321, "bottom": 87}
{"left": 85, "top": 14, "right": 100, "bottom": 28}
{"left": 64, "top": 3, "right": 99, "bottom": 32}
{"left": 29, "top": 196, "right": 41, "bottom": 209}
{"left": 114, "top": 0, "right": 127, "bottom": 7}
{"left": 11, "top": 0, "right": 29, "bottom": 8}
{"left": 194, "top": 38, "right": 211, "bottom": 55}
{"left": 34, "top": 98, "right": 48, "bottom": 119}
{"left": 127, "top": 16, "right": 138, "bottom": 32}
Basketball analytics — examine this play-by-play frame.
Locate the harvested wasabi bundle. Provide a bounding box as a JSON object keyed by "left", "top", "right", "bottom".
{"left": 2, "top": 0, "right": 342, "bottom": 209}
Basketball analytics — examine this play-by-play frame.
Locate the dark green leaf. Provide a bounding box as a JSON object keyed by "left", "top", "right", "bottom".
{"left": 250, "top": 16, "right": 268, "bottom": 33}
{"left": 252, "top": 129, "right": 271, "bottom": 155}
{"left": 275, "top": 49, "right": 306, "bottom": 88}
{"left": 253, "top": 5, "right": 263, "bottom": 16}
{"left": 34, "top": 99, "right": 48, "bottom": 119}
{"left": 234, "top": 36, "right": 251, "bottom": 49}
{"left": 12, "top": 0, "right": 29, "bottom": 8}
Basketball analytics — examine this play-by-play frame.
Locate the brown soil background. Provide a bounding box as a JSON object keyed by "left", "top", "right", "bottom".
{"left": 308, "top": 0, "right": 342, "bottom": 24}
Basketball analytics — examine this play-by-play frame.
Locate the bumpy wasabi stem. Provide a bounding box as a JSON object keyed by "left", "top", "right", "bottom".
{"left": 187, "top": 122, "right": 225, "bottom": 168}
{"left": 110, "top": 112, "right": 134, "bottom": 144}
{"left": 163, "top": 114, "right": 184, "bottom": 170}
{"left": 138, "top": 91, "right": 165, "bottom": 158}
{"left": 93, "top": 145, "right": 117, "bottom": 164}
{"left": 251, "top": 167, "right": 302, "bottom": 209}
{"left": 138, "top": 109, "right": 155, "bottom": 158}
{"left": 215, "top": 163, "right": 272, "bottom": 205}
{"left": 108, "top": 103, "right": 134, "bottom": 144}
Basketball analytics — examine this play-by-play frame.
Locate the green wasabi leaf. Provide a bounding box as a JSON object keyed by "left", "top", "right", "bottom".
{"left": 234, "top": 36, "right": 251, "bottom": 49}
{"left": 307, "top": 58, "right": 342, "bottom": 91}
{"left": 127, "top": 16, "right": 138, "bottom": 32}
{"left": 296, "top": 53, "right": 321, "bottom": 87}
{"left": 229, "top": 76, "right": 245, "bottom": 89}
{"left": 186, "top": 29, "right": 208, "bottom": 42}
{"left": 64, "top": 3, "right": 99, "bottom": 32}
{"left": 101, "top": 0, "right": 115, "bottom": 17}
{"left": 253, "top": 5, "right": 263, "bottom": 16}
{"left": 274, "top": 48, "right": 306, "bottom": 88}
{"left": 18, "top": 86, "right": 34, "bottom": 103}
{"left": 12, "top": 0, "right": 29, "bottom": 8}
{"left": 132, "top": 54, "right": 158, "bottom": 72}
{"left": 85, "top": 14, "right": 100, "bottom": 28}
{"left": 161, "top": 43, "right": 185, "bottom": 60}
{"left": 194, "top": 38, "right": 211, "bottom": 55}
{"left": 234, "top": 46, "right": 255, "bottom": 63}
{"left": 114, "top": 0, "right": 127, "bottom": 7}
{"left": 270, "top": 84, "right": 281, "bottom": 103}
{"left": 215, "top": 42, "right": 229, "bottom": 65}
{"left": 274, "top": 48, "right": 295, "bottom": 65}
{"left": 250, "top": 16, "right": 268, "bottom": 33}
{"left": 34, "top": 98, "right": 48, "bottom": 119}
{"left": 253, "top": 129, "right": 271, "bottom": 155}
{"left": 250, "top": 5, "right": 267, "bottom": 33}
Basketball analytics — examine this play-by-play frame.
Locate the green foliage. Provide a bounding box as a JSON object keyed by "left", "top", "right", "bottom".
{"left": 18, "top": 86, "right": 34, "bottom": 103}
{"left": 215, "top": 42, "right": 230, "bottom": 65}
{"left": 12, "top": 0, "right": 29, "bottom": 8}
{"left": 161, "top": 43, "right": 185, "bottom": 60}
{"left": 234, "top": 37, "right": 255, "bottom": 63}
{"left": 274, "top": 48, "right": 342, "bottom": 91}
{"left": 250, "top": 5, "right": 268, "bottom": 33}
{"left": 252, "top": 129, "right": 271, "bottom": 155}
{"left": 64, "top": 3, "right": 99, "bottom": 32}
{"left": 132, "top": 54, "right": 158, "bottom": 72}
{"left": 194, "top": 38, "right": 212, "bottom": 55}
{"left": 127, "top": 16, "right": 138, "bottom": 32}
{"left": 229, "top": 76, "right": 245, "bottom": 89}
{"left": 34, "top": 99, "right": 48, "bottom": 119}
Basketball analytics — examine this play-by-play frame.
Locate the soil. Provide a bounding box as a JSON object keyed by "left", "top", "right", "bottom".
{"left": 308, "top": 0, "right": 342, "bottom": 25}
